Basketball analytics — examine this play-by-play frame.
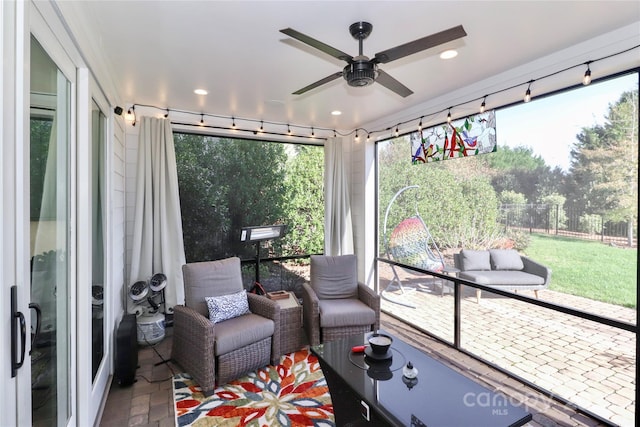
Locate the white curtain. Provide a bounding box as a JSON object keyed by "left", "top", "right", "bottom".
{"left": 324, "top": 136, "right": 354, "bottom": 255}
{"left": 129, "top": 116, "right": 186, "bottom": 311}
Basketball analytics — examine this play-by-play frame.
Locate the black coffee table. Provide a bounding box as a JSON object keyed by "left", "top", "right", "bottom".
{"left": 311, "top": 331, "right": 532, "bottom": 427}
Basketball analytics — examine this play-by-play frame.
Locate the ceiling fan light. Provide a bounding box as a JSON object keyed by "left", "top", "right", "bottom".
{"left": 343, "top": 61, "right": 378, "bottom": 87}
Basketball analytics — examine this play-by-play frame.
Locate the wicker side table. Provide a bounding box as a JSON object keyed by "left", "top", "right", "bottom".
{"left": 273, "top": 292, "right": 303, "bottom": 355}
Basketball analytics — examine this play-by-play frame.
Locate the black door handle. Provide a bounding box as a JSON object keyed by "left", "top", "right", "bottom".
{"left": 29, "top": 303, "right": 41, "bottom": 355}
{"left": 10, "top": 286, "right": 27, "bottom": 378}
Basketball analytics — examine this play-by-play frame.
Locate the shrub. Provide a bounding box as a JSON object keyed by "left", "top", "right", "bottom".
{"left": 578, "top": 214, "right": 603, "bottom": 235}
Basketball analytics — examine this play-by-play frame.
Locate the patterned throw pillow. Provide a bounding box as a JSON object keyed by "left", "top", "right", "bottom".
{"left": 205, "top": 290, "right": 250, "bottom": 324}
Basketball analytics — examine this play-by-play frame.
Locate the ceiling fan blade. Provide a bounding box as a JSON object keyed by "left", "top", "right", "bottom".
{"left": 292, "top": 72, "right": 343, "bottom": 95}
{"left": 373, "top": 25, "right": 467, "bottom": 64}
{"left": 376, "top": 70, "right": 413, "bottom": 97}
{"left": 280, "top": 28, "right": 353, "bottom": 62}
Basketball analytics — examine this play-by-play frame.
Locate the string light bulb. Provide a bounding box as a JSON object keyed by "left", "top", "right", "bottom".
{"left": 418, "top": 117, "right": 423, "bottom": 132}
{"left": 447, "top": 108, "right": 452, "bottom": 123}
{"left": 333, "top": 129, "right": 337, "bottom": 137}
{"left": 164, "top": 109, "right": 169, "bottom": 118}
{"left": 231, "top": 117, "right": 236, "bottom": 128}
{"left": 125, "top": 106, "right": 136, "bottom": 126}
{"left": 524, "top": 82, "right": 532, "bottom": 103}
{"left": 311, "top": 127, "right": 315, "bottom": 137}
{"left": 480, "top": 96, "right": 486, "bottom": 113}
{"left": 131, "top": 106, "right": 137, "bottom": 126}
{"left": 367, "top": 133, "right": 371, "bottom": 141}
{"left": 355, "top": 130, "right": 359, "bottom": 141}
{"left": 395, "top": 125, "right": 399, "bottom": 137}
{"left": 199, "top": 114, "right": 204, "bottom": 126}
{"left": 583, "top": 63, "right": 592, "bottom": 85}
{"left": 259, "top": 121, "right": 264, "bottom": 132}
{"left": 287, "top": 124, "right": 292, "bottom": 135}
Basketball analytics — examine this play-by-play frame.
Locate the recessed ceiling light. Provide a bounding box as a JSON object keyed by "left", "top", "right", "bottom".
{"left": 194, "top": 89, "right": 208, "bottom": 95}
{"left": 331, "top": 110, "right": 342, "bottom": 116}
{"left": 439, "top": 49, "right": 458, "bottom": 60}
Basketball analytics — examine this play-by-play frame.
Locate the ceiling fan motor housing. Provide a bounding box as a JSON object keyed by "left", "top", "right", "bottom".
{"left": 343, "top": 57, "right": 378, "bottom": 87}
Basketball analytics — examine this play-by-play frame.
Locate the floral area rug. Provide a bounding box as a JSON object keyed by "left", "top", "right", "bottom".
{"left": 173, "top": 348, "right": 335, "bottom": 427}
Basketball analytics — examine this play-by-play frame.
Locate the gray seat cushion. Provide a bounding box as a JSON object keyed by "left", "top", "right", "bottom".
{"left": 214, "top": 313, "right": 274, "bottom": 355}
{"left": 459, "top": 271, "right": 546, "bottom": 287}
{"left": 318, "top": 299, "right": 376, "bottom": 328}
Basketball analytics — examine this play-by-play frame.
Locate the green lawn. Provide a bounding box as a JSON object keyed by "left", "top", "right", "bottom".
{"left": 522, "top": 234, "right": 637, "bottom": 308}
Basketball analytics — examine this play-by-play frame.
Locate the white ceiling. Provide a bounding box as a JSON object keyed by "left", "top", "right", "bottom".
{"left": 68, "top": 1, "right": 640, "bottom": 135}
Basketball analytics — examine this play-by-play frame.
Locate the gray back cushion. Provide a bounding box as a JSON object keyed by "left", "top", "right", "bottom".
{"left": 490, "top": 249, "right": 524, "bottom": 270}
{"left": 183, "top": 257, "right": 244, "bottom": 317}
{"left": 460, "top": 249, "right": 491, "bottom": 271}
{"left": 310, "top": 255, "right": 358, "bottom": 300}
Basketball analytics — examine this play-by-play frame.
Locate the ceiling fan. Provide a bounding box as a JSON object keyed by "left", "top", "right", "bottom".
{"left": 280, "top": 22, "right": 467, "bottom": 97}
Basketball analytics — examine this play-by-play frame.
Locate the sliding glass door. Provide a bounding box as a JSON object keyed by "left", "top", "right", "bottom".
{"left": 29, "top": 35, "right": 72, "bottom": 427}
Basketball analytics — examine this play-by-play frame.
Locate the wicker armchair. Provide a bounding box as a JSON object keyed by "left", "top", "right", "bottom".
{"left": 171, "top": 257, "right": 280, "bottom": 395}
{"left": 302, "top": 255, "right": 380, "bottom": 346}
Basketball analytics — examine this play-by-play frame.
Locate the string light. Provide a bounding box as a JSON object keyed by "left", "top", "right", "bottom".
{"left": 164, "top": 109, "right": 169, "bottom": 118}
{"left": 524, "top": 81, "right": 533, "bottom": 103}
{"left": 131, "top": 106, "right": 136, "bottom": 126}
{"left": 367, "top": 133, "right": 371, "bottom": 141}
{"left": 259, "top": 120, "right": 264, "bottom": 132}
{"left": 355, "top": 130, "right": 359, "bottom": 141}
{"left": 583, "top": 62, "right": 592, "bottom": 85}
{"left": 125, "top": 106, "right": 136, "bottom": 125}
{"left": 333, "top": 129, "right": 337, "bottom": 137}
{"left": 122, "top": 45, "right": 638, "bottom": 141}
{"left": 199, "top": 114, "right": 204, "bottom": 126}
{"left": 394, "top": 125, "right": 399, "bottom": 137}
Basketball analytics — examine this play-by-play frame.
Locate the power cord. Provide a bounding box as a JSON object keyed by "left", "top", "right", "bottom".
{"left": 135, "top": 323, "right": 176, "bottom": 383}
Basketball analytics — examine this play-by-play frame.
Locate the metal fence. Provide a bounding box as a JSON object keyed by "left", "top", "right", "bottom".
{"left": 499, "top": 204, "right": 637, "bottom": 247}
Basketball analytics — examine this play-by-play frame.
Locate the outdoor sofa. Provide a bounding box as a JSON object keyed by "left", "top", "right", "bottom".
{"left": 453, "top": 249, "right": 551, "bottom": 302}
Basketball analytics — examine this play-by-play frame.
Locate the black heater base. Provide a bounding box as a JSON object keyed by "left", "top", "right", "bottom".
{"left": 115, "top": 314, "right": 138, "bottom": 386}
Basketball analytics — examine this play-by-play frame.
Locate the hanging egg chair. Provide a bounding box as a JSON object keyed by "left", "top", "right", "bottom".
{"left": 382, "top": 185, "right": 446, "bottom": 307}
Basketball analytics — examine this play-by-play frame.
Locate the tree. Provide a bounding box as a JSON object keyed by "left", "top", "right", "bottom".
{"left": 378, "top": 136, "right": 501, "bottom": 250}
{"left": 486, "top": 145, "right": 558, "bottom": 203}
{"left": 569, "top": 90, "right": 638, "bottom": 245}
{"left": 174, "top": 134, "right": 288, "bottom": 261}
{"left": 486, "top": 145, "right": 546, "bottom": 171}
{"left": 281, "top": 145, "right": 324, "bottom": 255}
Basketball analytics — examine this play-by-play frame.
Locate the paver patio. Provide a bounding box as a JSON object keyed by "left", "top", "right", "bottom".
{"left": 379, "top": 265, "right": 636, "bottom": 426}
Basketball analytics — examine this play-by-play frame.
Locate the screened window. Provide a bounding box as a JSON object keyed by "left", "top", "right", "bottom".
{"left": 376, "top": 71, "right": 638, "bottom": 425}
{"left": 174, "top": 133, "right": 324, "bottom": 293}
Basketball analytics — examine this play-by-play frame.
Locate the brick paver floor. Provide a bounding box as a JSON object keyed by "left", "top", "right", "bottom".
{"left": 380, "top": 266, "right": 636, "bottom": 426}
